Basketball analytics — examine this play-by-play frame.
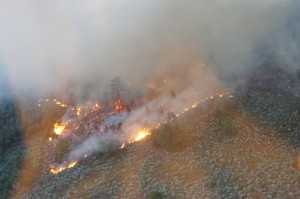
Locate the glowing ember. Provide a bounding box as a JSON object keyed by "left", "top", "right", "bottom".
{"left": 48, "top": 137, "right": 52, "bottom": 141}
{"left": 135, "top": 128, "right": 151, "bottom": 141}
{"left": 37, "top": 98, "right": 70, "bottom": 108}
{"left": 54, "top": 123, "right": 65, "bottom": 135}
{"left": 119, "top": 143, "right": 125, "bottom": 149}
{"left": 76, "top": 107, "right": 82, "bottom": 116}
{"left": 114, "top": 99, "right": 123, "bottom": 111}
{"left": 50, "top": 161, "right": 77, "bottom": 174}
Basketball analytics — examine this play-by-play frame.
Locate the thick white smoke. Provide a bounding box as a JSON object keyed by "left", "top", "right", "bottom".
{"left": 65, "top": 88, "right": 223, "bottom": 163}
{"left": 1, "top": 0, "right": 300, "bottom": 166}
{"left": 67, "top": 132, "right": 120, "bottom": 161}
{"left": 0, "top": 0, "right": 299, "bottom": 98}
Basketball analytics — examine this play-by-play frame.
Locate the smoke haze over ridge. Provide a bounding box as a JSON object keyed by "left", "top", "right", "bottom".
{"left": 1, "top": 0, "right": 300, "bottom": 177}
{"left": 0, "top": 0, "right": 299, "bottom": 98}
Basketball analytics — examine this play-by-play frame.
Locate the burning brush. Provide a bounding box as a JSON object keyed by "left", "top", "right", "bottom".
{"left": 41, "top": 78, "right": 232, "bottom": 174}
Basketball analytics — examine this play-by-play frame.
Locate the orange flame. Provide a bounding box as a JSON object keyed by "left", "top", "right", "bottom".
{"left": 115, "top": 99, "right": 123, "bottom": 111}
{"left": 48, "top": 91, "right": 232, "bottom": 174}
{"left": 119, "top": 143, "right": 125, "bottom": 149}
{"left": 54, "top": 123, "right": 65, "bottom": 135}
{"left": 76, "top": 107, "right": 82, "bottom": 116}
{"left": 50, "top": 161, "right": 77, "bottom": 174}
{"left": 135, "top": 128, "right": 151, "bottom": 141}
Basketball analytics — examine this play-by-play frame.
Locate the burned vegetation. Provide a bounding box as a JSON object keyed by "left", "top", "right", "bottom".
{"left": 45, "top": 76, "right": 195, "bottom": 174}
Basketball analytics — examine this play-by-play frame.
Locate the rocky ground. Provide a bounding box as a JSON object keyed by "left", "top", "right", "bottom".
{"left": 11, "top": 87, "right": 300, "bottom": 199}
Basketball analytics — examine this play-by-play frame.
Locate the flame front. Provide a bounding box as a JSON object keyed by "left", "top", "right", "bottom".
{"left": 54, "top": 123, "right": 65, "bottom": 135}
{"left": 50, "top": 161, "right": 77, "bottom": 174}
{"left": 135, "top": 128, "right": 151, "bottom": 141}
{"left": 47, "top": 91, "right": 232, "bottom": 174}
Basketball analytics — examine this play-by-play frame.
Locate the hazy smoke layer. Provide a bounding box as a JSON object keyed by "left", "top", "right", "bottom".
{"left": 66, "top": 89, "right": 207, "bottom": 162}
{"left": 68, "top": 132, "right": 120, "bottom": 161}
{"left": 0, "top": 0, "right": 299, "bottom": 98}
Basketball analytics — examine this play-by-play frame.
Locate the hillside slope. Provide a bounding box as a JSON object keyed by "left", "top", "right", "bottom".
{"left": 12, "top": 91, "right": 300, "bottom": 199}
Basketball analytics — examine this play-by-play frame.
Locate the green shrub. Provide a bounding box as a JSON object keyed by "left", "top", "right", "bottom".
{"left": 152, "top": 123, "right": 187, "bottom": 152}
{"left": 7, "top": 154, "right": 22, "bottom": 168}
{"left": 214, "top": 106, "right": 224, "bottom": 120}
{"left": 0, "top": 147, "right": 24, "bottom": 199}
{"left": 147, "top": 191, "right": 163, "bottom": 199}
{"left": 54, "top": 138, "right": 71, "bottom": 162}
{"left": 221, "top": 119, "right": 236, "bottom": 135}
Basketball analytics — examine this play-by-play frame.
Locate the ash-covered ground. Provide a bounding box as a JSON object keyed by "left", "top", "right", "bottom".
{"left": 10, "top": 67, "right": 300, "bottom": 199}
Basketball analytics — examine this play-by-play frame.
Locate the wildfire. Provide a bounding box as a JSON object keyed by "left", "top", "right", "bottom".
{"left": 115, "top": 99, "right": 123, "bottom": 111}
{"left": 118, "top": 128, "right": 150, "bottom": 150}
{"left": 76, "top": 107, "right": 82, "bottom": 116}
{"left": 54, "top": 123, "right": 65, "bottom": 135}
{"left": 50, "top": 161, "right": 78, "bottom": 174}
{"left": 37, "top": 98, "right": 70, "bottom": 108}
{"left": 135, "top": 128, "right": 151, "bottom": 141}
{"left": 47, "top": 90, "right": 233, "bottom": 174}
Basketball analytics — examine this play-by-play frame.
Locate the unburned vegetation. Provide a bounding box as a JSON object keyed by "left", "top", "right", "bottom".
{"left": 151, "top": 122, "right": 189, "bottom": 152}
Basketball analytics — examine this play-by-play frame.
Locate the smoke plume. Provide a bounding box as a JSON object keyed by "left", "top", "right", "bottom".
{"left": 1, "top": 0, "right": 300, "bottom": 167}
{"left": 0, "top": 0, "right": 299, "bottom": 98}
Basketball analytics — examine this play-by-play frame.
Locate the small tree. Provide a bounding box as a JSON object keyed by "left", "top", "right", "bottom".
{"left": 110, "top": 76, "right": 128, "bottom": 111}
{"left": 152, "top": 123, "right": 187, "bottom": 152}
{"left": 54, "top": 138, "right": 71, "bottom": 162}
{"left": 111, "top": 76, "right": 126, "bottom": 100}
{"left": 147, "top": 191, "right": 163, "bottom": 199}
{"left": 214, "top": 106, "right": 224, "bottom": 121}
{"left": 221, "top": 119, "right": 236, "bottom": 135}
